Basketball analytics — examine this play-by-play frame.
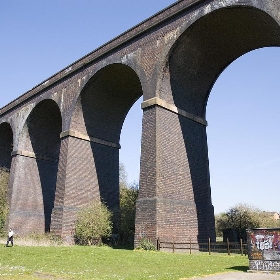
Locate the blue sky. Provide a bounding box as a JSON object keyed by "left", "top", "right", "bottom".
{"left": 1, "top": 1, "right": 279, "bottom": 214}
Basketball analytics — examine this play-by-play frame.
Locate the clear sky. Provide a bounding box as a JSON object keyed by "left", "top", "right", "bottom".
{"left": 1, "top": 1, "right": 279, "bottom": 214}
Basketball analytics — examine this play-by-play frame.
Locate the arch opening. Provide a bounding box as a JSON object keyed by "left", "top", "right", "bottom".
{"left": 207, "top": 46, "right": 280, "bottom": 215}
{"left": 119, "top": 97, "right": 143, "bottom": 185}
{"left": 168, "top": 6, "right": 280, "bottom": 117}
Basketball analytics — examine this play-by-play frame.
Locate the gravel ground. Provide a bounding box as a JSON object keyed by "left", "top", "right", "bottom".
{"left": 189, "top": 271, "right": 280, "bottom": 280}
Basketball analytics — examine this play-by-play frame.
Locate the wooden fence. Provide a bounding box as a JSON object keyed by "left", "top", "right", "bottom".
{"left": 157, "top": 238, "right": 247, "bottom": 255}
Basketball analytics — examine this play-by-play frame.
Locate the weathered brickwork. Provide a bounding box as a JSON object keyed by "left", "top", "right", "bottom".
{"left": 9, "top": 155, "right": 45, "bottom": 234}
{"left": 52, "top": 136, "right": 101, "bottom": 240}
{"left": 1, "top": 0, "right": 280, "bottom": 245}
{"left": 8, "top": 99, "right": 61, "bottom": 234}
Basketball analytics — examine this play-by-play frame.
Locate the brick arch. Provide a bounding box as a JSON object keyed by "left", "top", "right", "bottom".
{"left": 167, "top": 6, "right": 280, "bottom": 118}
{"left": 187, "top": 6, "right": 279, "bottom": 238}
{"left": 167, "top": 6, "right": 280, "bottom": 241}
{"left": 51, "top": 64, "right": 143, "bottom": 239}
{"left": 10, "top": 99, "right": 62, "bottom": 234}
{"left": 0, "top": 122, "right": 13, "bottom": 170}
{"left": 19, "top": 99, "right": 62, "bottom": 156}
{"left": 71, "top": 63, "right": 143, "bottom": 141}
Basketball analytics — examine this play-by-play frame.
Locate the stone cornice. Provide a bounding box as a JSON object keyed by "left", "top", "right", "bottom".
{"left": 60, "top": 130, "right": 121, "bottom": 149}
{"left": 141, "top": 97, "right": 207, "bottom": 126}
{"left": 11, "top": 150, "right": 59, "bottom": 162}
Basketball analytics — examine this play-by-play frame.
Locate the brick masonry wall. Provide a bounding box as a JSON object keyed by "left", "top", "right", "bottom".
{"left": 1, "top": 0, "right": 279, "bottom": 244}
{"left": 8, "top": 99, "right": 61, "bottom": 235}
{"left": 9, "top": 155, "right": 45, "bottom": 235}
{"left": 51, "top": 135, "right": 120, "bottom": 242}
{"left": 156, "top": 107, "right": 201, "bottom": 242}
{"left": 135, "top": 106, "right": 157, "bottom": 245}
{"left": 52, "top": 136, "right": 101, "bottom": 240}
{"left": 135, "top": 105, "right": 215, "bottom": 244}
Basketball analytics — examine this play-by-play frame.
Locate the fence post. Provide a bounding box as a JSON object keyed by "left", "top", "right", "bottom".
{"left": 240, "top": 239, "right": 243, "bottom": 256}
{"left": 172, "top": 239, "right": 175, "bottom": 253}
{"left": 208, "top": 238, "right": 211, "bottom": 255}
{"left": 190, "top": 239, "right": 192, "bottom": 255}
{"left": 227, "top": 238, "right": 230, "bottom": 255}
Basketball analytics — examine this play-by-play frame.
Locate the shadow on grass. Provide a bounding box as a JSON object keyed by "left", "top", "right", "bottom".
{"left": 112, "top": 245, "right": 134, "bottom": 250}
{"left": 227, "top": 266, "right": 249, "bottom": 272}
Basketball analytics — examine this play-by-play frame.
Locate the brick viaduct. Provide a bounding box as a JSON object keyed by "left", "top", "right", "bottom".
{"left": 1, "top": 0, "right": 280, "bottom": 245}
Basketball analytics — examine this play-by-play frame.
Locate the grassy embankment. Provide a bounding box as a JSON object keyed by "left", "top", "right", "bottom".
{"left": 0, "top": 244, "right": 248, "bottom": 280}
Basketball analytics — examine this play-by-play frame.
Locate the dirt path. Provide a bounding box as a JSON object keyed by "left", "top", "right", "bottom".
{"left": 187, "top": 271, "right": 280, "bottom": 280}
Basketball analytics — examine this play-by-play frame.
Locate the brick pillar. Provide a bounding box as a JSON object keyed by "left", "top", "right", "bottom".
{"left": 135, "top": 97, "right": 215, "bottom": 246}
{"left": 8, "top": 149, "right": 59, "bottom": 235}
{"left": 8, "top": 153, "right": 45, "bottom": 235}
{"left": 51, "top": 130, "right": 119, "bottom": 243}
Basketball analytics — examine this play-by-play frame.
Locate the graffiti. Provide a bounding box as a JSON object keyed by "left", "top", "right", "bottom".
{"left": 254, "top": 234, "right": 273, "bottom": 250}
{"left": 264, "top": 251, "right": 280, "bottom": 261}
{"left": 247, "top": 228, "right": 280, "bottom": 271}
{"left": 251, "top": 260, "right": 280, "bottom": 271}
{"left": 251, "top": 252, "right": 262, "bottom": 260}
{"left": 248, "top": 229, "right": 280, "bottom": 260}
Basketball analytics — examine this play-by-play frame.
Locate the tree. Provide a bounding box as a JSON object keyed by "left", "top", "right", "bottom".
{"left": 118, "top": 163, "right": 139, "bottom": 246}
{"left": 0, "top": 168, "right": 9, "bottom": 236}
{"left": 215, "top": 203, "right": 261, "bottom": 240}
{"left": 258, "top": 211, "right": 280, "bottom": 228}
{"left": 74, "top": 200, "right": 112, "bottom": 245}
{"left": 119, "top": 162, "right": 128, "bottom": 189}
{"left": 119, "top": 182, "right": 138, "bottom": 245}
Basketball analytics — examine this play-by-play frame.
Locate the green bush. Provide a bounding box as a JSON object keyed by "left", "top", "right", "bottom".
{"left": 74, "top": 200, "right": 113, "bottom": 246}
{"left": 136, "top": 238, "right": 156, "bottom": 251}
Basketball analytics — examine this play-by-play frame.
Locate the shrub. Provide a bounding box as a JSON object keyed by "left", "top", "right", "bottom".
{"left": 136, "top": 238, "right": 156, "bottom": 251}
{"left": 74, "top": 200, "right": 113, "bottom": 246}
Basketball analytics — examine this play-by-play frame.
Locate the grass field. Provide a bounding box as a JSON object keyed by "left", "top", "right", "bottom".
{"left": 0, "top": 243, "right": 248, "bottom": 280}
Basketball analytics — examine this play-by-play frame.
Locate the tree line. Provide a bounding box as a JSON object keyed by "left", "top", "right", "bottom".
{"left": 215, "top": 203, "right": 280, "bottom": 240}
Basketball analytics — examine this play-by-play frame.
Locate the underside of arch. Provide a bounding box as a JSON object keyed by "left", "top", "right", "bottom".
{"left": 168, "top": 6, "right": 280, "bottom": 118}
{"left": 0, "top": 122, "right": 13, "bottom": 170}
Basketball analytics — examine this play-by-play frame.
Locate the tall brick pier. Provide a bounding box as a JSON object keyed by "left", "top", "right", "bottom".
{"left": 0, "top": 0, "right": 280, "bottom": 245}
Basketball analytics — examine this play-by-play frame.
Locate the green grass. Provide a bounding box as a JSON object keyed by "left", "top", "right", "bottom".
{"left": 0, "top": 244, "right": 248, "bottom": 280}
